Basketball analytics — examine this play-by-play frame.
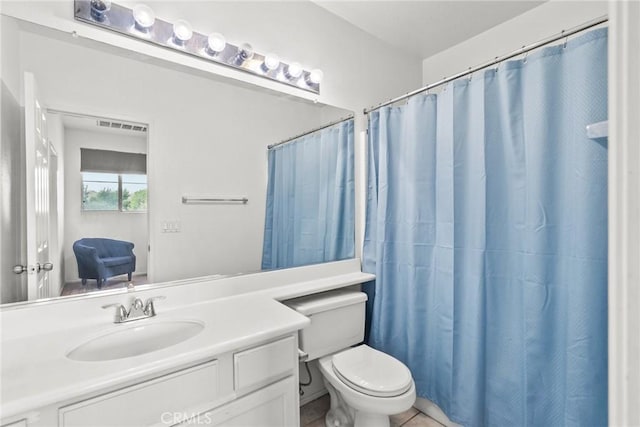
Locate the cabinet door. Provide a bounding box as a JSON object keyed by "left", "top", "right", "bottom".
{"left": 233, "top": 335, "right": 296, "bottom": 391}
{"left": 182, "top": 376, "right": 297, "bottom": 427}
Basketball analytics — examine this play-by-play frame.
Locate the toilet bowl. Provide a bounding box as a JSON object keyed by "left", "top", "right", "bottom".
{"left": 284, "top": 289, "right": 416, "bottom": 427}
{"left": 319, "top": 345, "right": 416, "bottom": 427}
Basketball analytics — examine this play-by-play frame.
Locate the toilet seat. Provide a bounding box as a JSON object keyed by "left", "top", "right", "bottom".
{"left": 331, "top": 345, "right": 412, "bottom": 398}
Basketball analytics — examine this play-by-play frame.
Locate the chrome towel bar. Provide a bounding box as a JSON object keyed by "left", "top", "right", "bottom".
{"left": 182, "top": 196, "right": 248, "bottom": 204}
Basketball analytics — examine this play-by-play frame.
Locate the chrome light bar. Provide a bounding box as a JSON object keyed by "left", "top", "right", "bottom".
{"left": 74, "top": 0, "right": 321, "bottom": 94}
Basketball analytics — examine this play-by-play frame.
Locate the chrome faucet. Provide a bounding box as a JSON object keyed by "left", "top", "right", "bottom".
{"left": 102, "top": 296, "right": 166, "bottom": 323}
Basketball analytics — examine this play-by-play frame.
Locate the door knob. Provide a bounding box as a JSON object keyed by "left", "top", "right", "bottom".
{"left": 12, "top": 263, "right": 53, "bottom": 274}
{"left": 12, "top": 265, "right": 27, "bottom": 274}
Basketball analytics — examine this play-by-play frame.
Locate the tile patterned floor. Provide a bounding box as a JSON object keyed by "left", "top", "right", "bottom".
{"left": 301, "top": 394, "right": 444, "bottom": 427}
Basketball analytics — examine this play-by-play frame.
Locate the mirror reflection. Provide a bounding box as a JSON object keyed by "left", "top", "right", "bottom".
{"left": 0, "top": 16, "right": 354, "bottom": 305}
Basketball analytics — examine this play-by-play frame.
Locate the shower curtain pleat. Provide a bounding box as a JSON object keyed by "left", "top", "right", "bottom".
{"left": 262, "top": 120, "right": 355, "bottom": 270}
{"left": 363, "top": 28, "right": 608, "bottom": 427}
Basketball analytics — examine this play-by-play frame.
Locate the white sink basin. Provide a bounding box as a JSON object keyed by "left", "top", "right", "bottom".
{"left": 67, "top": 320, "right": 205, "bottom": 362}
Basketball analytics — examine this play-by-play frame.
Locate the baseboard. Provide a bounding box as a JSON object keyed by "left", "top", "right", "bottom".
{"left": 413, "top": 397, "right": 461, "bottom": 427}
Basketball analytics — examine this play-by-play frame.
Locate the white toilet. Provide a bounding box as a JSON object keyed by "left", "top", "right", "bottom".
{"left": 285, "top": 289, "right": 416, "bottom": 427}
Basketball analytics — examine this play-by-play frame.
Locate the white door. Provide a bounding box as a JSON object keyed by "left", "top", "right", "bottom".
{"left": 23, "top": 72, "right": 53, "bottom": 300}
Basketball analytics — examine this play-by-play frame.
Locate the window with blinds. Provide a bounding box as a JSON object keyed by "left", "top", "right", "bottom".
{"left": 80, "top": 149, "right": 147, "bottom": 212}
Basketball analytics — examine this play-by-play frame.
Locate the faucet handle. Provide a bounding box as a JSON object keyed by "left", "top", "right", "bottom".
{"left": 102, "top": 303, "right": 128, "bottom": 323}
{"left": 127, "top": 298, "right": 146, "bottom": 318}
{"left": 144, "top": 296, "right": 166, "bottom": 317}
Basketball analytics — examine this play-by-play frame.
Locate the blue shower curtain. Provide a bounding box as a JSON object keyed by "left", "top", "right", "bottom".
{"left": 363, "top": 29, "right": 608, "bottom": 427}
{"left": 262, "top": 119, "right": 355, "bottom": 270}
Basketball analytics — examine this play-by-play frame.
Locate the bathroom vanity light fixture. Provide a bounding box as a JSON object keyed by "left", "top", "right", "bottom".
{"left": 234, "top": 43, "right": 254, "bottom": 65}
{"left": 207, "top": 33, "right": 226, "bottom": 55}
{"left": 172, "top": 20, "right": 193, "bottom": 45}
{"left": 262, "top": 53, "right": 280, "bottom": 73}
{"left": 132, "top": 4, "right": 155, "bottom": 32}
{"left": 73, "top": 0, "right": 322, "bottom": 94}
{"left": 285, "top": 62, "right": 303, "bottom": 79}
{"left": 89, "top": 0, "right": 111, "bottom": 22}
{"left": 307, "top": 69, "right": 324, "bottom": 84}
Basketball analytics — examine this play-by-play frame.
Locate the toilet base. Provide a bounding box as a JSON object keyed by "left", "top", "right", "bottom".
{"left": 324, "top": 378, "right": 354, "bottom": 427}
{"left": 323, "top": 378, "right": 392, "bottom": 427}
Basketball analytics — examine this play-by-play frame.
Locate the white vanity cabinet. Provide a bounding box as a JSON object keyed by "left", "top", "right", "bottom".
{"left": 1, "top": 334, "right": 300, "bottom": 427}
{"left": 193, "top": 335, "right": 299, "bottom": 427}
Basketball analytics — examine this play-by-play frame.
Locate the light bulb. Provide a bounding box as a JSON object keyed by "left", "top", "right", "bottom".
{"left": 286, "top": 62, "right": 303, "bottom": 79}
{"left": 132, "top": 4, "right": 155, "bottom": 31}
{"left": 308, "top": 69, "right": 324, "bottom": 84}
{"left": 207, "top": 33, "right": 226, "bottom": 54}
{"left": 262, "top": 54, "right": 280, "bottom": 72}
{"left": 90, "top": 0, "right": 111, "bottom": 22}
{"left": 173, "top": 20, "right": 193, "bottom": 44}
{"left": 234, "top": 43, "right": 254, "bottom": 65}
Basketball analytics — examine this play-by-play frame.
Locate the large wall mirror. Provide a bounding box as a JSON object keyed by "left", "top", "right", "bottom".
{"left": 0, "top": 16, "right": 355, "bottom": 305}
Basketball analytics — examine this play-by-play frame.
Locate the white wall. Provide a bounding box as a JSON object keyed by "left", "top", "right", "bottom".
{"left": 63, "top": 128, "right": 148, "bottom": 283}
{"left": 0, "top": 15, "right": 26, "bottom": 304}
{"left": 421, "top": 1, "right": 608, "bottom": 85}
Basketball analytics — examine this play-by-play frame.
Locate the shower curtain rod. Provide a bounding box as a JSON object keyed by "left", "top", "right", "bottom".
{"left": 268, "top": 114, "right": 354, "bottom": 149}
{"left": 363, "top": 15, "right": 608, "bottom": 114}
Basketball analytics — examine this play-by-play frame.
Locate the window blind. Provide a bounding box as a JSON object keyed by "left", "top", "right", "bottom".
{"left": 80, "top": 148, "right": 147, "bottom": 174}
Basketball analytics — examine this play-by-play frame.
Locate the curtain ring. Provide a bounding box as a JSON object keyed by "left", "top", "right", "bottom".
{"left": 494, "top": 57, "right": 499, "bottom": 72}
{"left": 468, "top": 67, "right": 472, "bottom": 81}
{"left": 560, "top": 30, "right": 568, "bottom": 49}
{"left": 523, "top": 51, "right": 528, "bottom": 64}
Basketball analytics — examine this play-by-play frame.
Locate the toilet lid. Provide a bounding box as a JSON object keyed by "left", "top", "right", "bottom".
{"left": 332, "top": 345, "right": 412, "bottom": 398}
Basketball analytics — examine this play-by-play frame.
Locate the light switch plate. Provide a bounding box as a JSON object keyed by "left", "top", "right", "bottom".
{"left": 161, "top": 220, "right": 181, "bottom": 233}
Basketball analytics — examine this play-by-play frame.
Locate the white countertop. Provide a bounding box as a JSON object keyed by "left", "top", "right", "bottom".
{"left": 0, "top": 294, "right": 310, "bottom": 419}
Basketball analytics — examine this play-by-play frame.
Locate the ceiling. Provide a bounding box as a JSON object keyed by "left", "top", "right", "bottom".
{"left": 313, "top": 1, "right": 546, "bottom": 59}
{"left": 60, "top": 114, "right": 148, "bottom": 138}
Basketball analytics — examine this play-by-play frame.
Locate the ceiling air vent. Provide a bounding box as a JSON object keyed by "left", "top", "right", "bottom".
{"left": 96, "top": 119, "right": 147, "bottom": 133}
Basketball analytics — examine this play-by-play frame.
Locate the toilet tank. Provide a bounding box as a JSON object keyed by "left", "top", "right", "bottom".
{"left": 284, "top": 289, "right": 368, "bottom": 361}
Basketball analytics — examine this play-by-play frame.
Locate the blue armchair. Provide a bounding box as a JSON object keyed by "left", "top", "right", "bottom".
{"left": 73, "top": 238, "right": 136, "bottom": 288}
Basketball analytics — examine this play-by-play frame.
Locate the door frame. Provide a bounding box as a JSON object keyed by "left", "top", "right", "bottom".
{"left": 45, "top": 102, "right": 155, "bottom": 284}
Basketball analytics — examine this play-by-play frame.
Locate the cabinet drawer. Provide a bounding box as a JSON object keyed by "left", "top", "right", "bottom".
{"left": 59, "top": 360, "right": 219, "bottom": 427}
{"left": 234, "top": 336, "right": 296, "bottom": 391}
{"left": 179, "top": 376, "right": 297, "bottom": 427}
